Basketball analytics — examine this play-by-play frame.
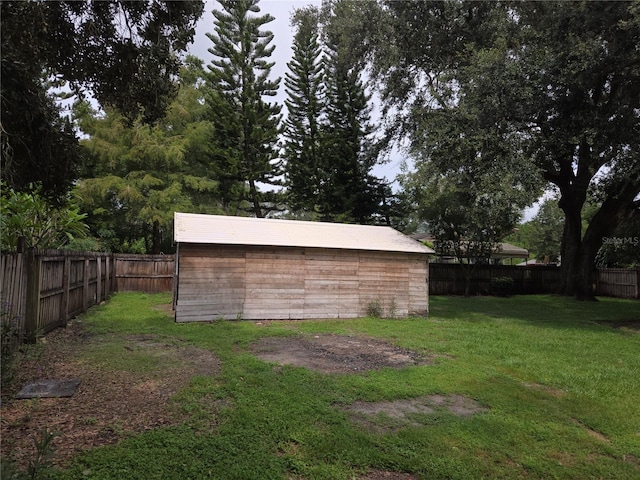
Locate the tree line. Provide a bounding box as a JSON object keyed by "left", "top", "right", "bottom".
{"left": 2, "top": 0, "right": 638, "bottom": 300}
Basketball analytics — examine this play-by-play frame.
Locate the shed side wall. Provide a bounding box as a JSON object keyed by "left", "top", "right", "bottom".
{"left": 175, "top": 244, "right": 428, "bottom": 321}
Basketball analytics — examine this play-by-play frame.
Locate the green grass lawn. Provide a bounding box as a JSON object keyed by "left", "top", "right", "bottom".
{"left": 16, "top": 294, "right": 640, "bottom": 479}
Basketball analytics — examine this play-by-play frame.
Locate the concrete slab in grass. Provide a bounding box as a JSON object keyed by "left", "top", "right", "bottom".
{"left": 16, "top": 379, "right": 81, "bottom": 399}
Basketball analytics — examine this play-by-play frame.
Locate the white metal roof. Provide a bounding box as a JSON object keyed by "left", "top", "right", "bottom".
{"left": 174, "top": 213, "right": 434, "bottom": 255}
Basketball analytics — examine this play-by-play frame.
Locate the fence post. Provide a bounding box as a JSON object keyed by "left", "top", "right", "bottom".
{"left": 96, "top": 255, "right": 102, "bottom": 304}
{"left": 60, "top": 255, "right": 70, "bottom": 327}
{"left": 23, "top": 249, "right": 41, "bottom": 343}
{"left": 83, "top": 257, "right": 90, "bottom": 312}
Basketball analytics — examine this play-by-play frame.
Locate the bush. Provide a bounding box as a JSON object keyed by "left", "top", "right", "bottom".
{"left": 366, "top": 299, "right": 384, "bottom": 318}
{"left": 491, "top": 276, "right": 514, "bottom": 296}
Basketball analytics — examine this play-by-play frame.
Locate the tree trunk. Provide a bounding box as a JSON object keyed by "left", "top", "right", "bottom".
{"left": 248, "top": 180, "right": 263, "bottom": 218}
{"left": 558, "top": 176, "right": 638, "bottom": 300}
{"left": 151, "top": 220, "right": 162, "bottom": 255}
{"left": 558, "top": 203, "right": 584, "bottom": 297}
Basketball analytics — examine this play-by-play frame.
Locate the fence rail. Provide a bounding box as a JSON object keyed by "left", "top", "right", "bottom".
{"left": 429, "top": 264, "right": 562, "bottom": 296}
{"left": 114, "top": 254, "right": 175, "bottom": 293}
{"left": 0, "top": 251, "right": 176, "bottom": 343}
{"left": 597, "top": 268, "right": 640, "bottom": 299}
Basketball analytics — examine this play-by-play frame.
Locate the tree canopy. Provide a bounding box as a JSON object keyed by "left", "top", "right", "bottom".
{"left": 283, "top": 1, "right": 389, "bottom": 224}
{"left": 349, "top": 0, "right": 640, "bottom": 299}
{"left": 1, "top": 0, "right": 204, "bottom": 200}
{"left": 74, "top": 59, "right": 219, "bottom": 254}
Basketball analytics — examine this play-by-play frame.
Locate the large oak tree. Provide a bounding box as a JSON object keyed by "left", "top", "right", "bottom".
{"left": 347, "top": 0, "right": 640, "bottom": 299}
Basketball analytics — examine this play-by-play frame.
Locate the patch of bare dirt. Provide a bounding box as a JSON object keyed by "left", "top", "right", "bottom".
{"left": 1, "top": 320, "right": 220, "bottom": 469}
{"left": 523, "top": 382, "right": 566, "bottom": 398}
{"left": 343, "top": 395, "right": 488, "bottom": 433}
{"left": 252, "top": 334, "right": 431, "bottom": 374}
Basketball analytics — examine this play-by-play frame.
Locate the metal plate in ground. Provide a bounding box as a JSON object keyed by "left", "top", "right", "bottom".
{"left": 15, "top": 379, "right": 81, "bottom": 399}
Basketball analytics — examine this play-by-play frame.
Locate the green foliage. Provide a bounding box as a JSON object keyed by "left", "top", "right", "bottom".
{"left": 30, "top": 293, "right": 640, "bottom": 479}
{"left": 506, "top": 196, "right": 565, "bottom": 263}
{"left": 405, "top": 167, "right": 526, "bottom": 266}
{"left": 596, "top": 211, "right": 640, "bottom": 267}
{"left": 282, "top": 1, "right": 392, "bottom": 224}
{"left": 0, "top": 184, "right": 88, "bottom": 251}
{"left": 354, "top": 0, "right": 640, "bottom": 298}
{"left": 205, "top": 0, "right": 283, "bottom": 218}
{"left": 0, "top": 70, "right": 80, "bottom": 201}
{"left": 74, "top": 61, "right": 221, "bottom": 253}
{"left": 27, "top": 428, "right": 59, "bottom": 480}
{"left": 0, "top": 1, "right": 204, "bottom": 200}
{"left": 1, "top": 427, "right": 59, "bottom": 480}
{"left": 366, "top": 298, "right": 398, "bottom": 319}
{"left": 365, "top": 299, "right": 384, "bottom": 318}
{"left": 490, "top": 276, "right": 514, "bottom": 296}
{"left": 283, "top": 7, "right": 326, "bottom": 216}
{"left": 1, "top": 303, "right": 21, "bottom": 390}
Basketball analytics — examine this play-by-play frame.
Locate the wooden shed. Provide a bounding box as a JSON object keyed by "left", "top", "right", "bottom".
{"left": 173, "top": 213, "right": 433, "bottom": 322}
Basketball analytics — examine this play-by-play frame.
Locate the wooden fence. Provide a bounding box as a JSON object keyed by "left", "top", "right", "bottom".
{"left": 1, "top": 250, "right": 115, "bottom": 343}
{"left": 429, "top": 263, "right": 562, "bottom": 296}
{"left": 114, "top": 254, "right": 175, "bottom": 293}
{"left": 596, "top": 268, "right": 640, "bottom": 299}
{"left": 429, "top": 263, "right": 640, "bottom": 298}
{"left": 2, "top": 251, "right": 637, "bottom": 343}
{"left": 0, "top": 251, "right": 177, "bottom": 343}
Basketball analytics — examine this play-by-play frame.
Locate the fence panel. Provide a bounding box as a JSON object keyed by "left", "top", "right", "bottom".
{"left": 3, "top": 251, "right": 636, "bottom": 342}
{"left": 115, "top": 254, "right": 175, "bottom": 293}
{"left": 0, "top": 249, "right": 114, "bottom": 342}
{"left": 597, "top": 268, "right": 639, "bottom": 299}
{"left": 0, "top": 253, "right": 27, "bottom": 338}
{"left": 428, "top": 263, "right": 563, "bottom": 295}
{"left": 429, "top": 263, "right": 638, "bottom": 298}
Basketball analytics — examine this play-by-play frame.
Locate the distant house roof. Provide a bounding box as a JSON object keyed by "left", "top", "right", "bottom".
{"left": 410, "top": 233, "right": 528, "bottom": 259}
{"left": 174, "top": 213, "right": 434, "bottom": 255}
{"left": 494, "top": 242, "right": 529, "bottom": 259}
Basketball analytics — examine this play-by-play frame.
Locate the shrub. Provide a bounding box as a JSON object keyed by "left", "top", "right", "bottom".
{"left": 491, "top": 276, "right": 514, "bottom": 296}
{"left": 366, "top": 299, "right": 384, "bottom": 318}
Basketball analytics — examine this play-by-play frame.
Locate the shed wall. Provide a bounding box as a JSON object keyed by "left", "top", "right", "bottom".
{"left": 175, "top": 244, "right": 428, "bottom": 322}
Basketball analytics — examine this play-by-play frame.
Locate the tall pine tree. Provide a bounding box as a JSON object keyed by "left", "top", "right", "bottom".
{"left": 205, "top": 0, "right": 282, "bottom": 218}
{"left": 322, "top": 0, "right": 382, "bottom": 224}
{"left": 283, "top": 0, "right": 384, "bottom": 224}
{"left": 283, "top": 7, "right": 326, "bottom": 216}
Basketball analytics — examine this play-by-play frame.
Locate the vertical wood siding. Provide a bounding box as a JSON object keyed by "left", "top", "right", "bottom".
{"left": 428, "top": 264, "right": 564, "bottom": 295}
{"left": 175, "top": 245, "right": 429, "bottom": 322}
